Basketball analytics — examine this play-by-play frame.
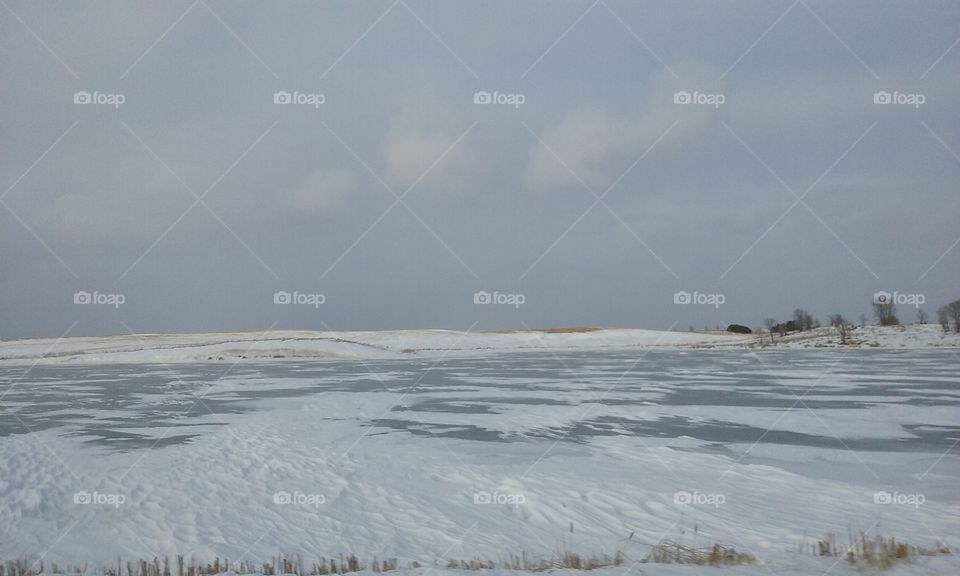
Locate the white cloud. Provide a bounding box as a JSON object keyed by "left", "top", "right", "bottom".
{"left": 282, "top": 169, "right": 356, "bottom": 215}
{"left": 522, "top": 70, "right": 712, "bottom": 192}
{"left": 384, "top": 128, "right": 459, "bottom": 191}
{"left": 381, "top": 87, "right": 475, "bottom": 195}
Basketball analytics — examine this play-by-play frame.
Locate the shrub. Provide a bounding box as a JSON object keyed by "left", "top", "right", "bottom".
{"left": 771, "top": 319, "right": 800, "bottom": 335}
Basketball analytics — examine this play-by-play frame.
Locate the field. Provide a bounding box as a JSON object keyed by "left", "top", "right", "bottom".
{"left": 1, "top": 334, "right": 958, "bottom": 574}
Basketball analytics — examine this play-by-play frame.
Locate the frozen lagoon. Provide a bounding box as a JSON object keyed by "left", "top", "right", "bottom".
{"left": 1, "top": 349, "right": 958, "bottom": 573}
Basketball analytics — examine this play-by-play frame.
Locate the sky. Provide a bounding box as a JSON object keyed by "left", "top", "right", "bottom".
{"left": 1, "top": 0, "right": 958, "bottom": 338}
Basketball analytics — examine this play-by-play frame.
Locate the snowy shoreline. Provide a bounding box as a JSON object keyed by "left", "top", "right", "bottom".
{"left": 0, "top": 325, "right": 957, "bottom": 365}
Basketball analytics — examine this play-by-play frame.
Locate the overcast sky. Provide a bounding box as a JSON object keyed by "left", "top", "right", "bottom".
{"left": 2, "top": 0, "right": 958, "bottom": 338}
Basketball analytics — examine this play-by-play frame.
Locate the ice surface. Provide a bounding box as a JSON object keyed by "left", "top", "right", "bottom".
{"left": 0, "top": 334, "right": 957, "bottom": 573}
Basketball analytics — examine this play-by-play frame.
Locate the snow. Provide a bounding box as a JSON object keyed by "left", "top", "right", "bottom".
{"left": 0, "top": 333, "right": 957, "bottom": 574}
{"left": 0, "top": 329, "right": 746, "bottom": 365}
{"left": 0, "top": 325, "right": 956, "bottom": 366}
{"left": 3, "top": 407, "right": 956, "bottom": 571}
{"left": 727, "top": 324, "right": 960, "bottom": 349}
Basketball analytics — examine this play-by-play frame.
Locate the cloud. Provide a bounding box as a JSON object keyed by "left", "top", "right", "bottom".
{"left": 381, "top": 86, "right": 476, "bottom": 195}
{"left": 522, "top": 70, "right": 712, "bottom": 192}
{"left": 384, "top": 128, "right": 459, "bottom": 191}
{"left": 281, "top": 169, "right": 357, "bottom": 215}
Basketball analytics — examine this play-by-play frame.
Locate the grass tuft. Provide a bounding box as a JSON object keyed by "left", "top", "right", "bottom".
{"left": 0, "top": 551, "right": 626, "bottom": 575}
{"left": 643, "top": 540, "right": 755, "bottom": 566}
{"left": 808, "top": 532, "right": 950, "bottom": 570}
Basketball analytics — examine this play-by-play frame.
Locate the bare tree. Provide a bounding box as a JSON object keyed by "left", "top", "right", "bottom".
{"left": 946, "top": 299, "right": 960, "bottom": 333}
{"left": 916, "top": 308, "right": 928, "bottom": 325}
{"left": 873, "top": 300, "right": 899, "bottom": 326}
{"left": 938, "top": 306, "right": 951, "bottom": 332}
{"left": 858, "top": 313, "right": 868, "bottom": 327}
{"left": 764, "top": 318, "right": 777, "bottom": 343}
{"left": 793, "top": 309, "right": 815, "bottom": 331}
{"left": 830, "top": 314, "right": 852, "bottom": 345}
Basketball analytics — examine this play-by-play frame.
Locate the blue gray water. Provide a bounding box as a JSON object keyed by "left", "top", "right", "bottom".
{"left": 1, "top": 349, "right": 957, "bottom": 452}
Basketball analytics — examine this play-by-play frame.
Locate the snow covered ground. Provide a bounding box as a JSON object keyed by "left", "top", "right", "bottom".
{"left": 730, "top": 324, "right": 960, "bottom": 350}
{"left": 0, "top": 329, "right": 746, "bottom": 365}
{"left": 1, "top": 346, "right": 958, "bottom": 574}
{"left": 0, "top": 325, "right": 956, "bottom": 366}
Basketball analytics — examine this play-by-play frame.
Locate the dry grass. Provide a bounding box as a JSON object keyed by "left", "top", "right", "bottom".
{"left": 7, "top": 535, "right": 947, "bottom": 575}
{"left": 642, "top": 540, "right": 755, "bottom": 566}
{"left": 500, "top": 551, "right": 624, "bottom": 571}
{"left": 808, "top": 532, "right": 950, "bottom": 570}
{"left": 476, "top": 326, "right": 602, "bottom": 334}
{"left": 0, "top": 556, "right": 375, "bottom": 576}
{"left": 0, "top": 551, "right": 624, "bottom": 576}
{"left": 530, "top": 327, "right": 602, "bottom": 334}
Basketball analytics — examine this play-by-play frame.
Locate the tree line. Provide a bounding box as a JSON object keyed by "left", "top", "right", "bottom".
{"left": 758, "top": 298, "right": 960, "bottom": 345}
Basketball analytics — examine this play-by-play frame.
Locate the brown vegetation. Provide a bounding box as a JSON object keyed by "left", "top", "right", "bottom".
{"left": 643, "top": 540, "right": 755, "bottom": 566}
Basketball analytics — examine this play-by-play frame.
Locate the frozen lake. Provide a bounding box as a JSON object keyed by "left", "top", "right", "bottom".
{"left": 1, "top": 349, "right": 958, "bottom": 572}
{"left": 4, "top": 350, "right": 958, "bottom": 452}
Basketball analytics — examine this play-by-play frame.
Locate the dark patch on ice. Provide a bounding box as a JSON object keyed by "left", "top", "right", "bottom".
{"left": 392, "top": 396, "right": 571, "bottom": 414}
{"left": 532, "top": 415, "right": 960, "bottom": 453}
{"left": 364, "top": 418, "right": 506, "bottom": 442}
{"left": 392, "top": 401, "right": 499, "bottom": 414}
{"left": 75, "top": 428, "right": 200, "bottom": 450}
